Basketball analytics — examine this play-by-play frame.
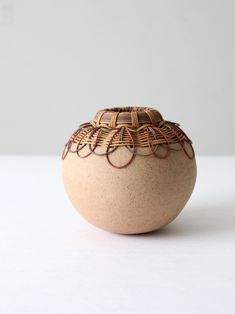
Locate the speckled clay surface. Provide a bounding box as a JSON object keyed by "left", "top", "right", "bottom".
{"left": 62, "top": 144, "right": 196, "bottom": 234}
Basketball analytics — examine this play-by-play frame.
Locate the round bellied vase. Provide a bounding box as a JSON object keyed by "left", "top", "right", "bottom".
{"left": 62, "top": 107, "right": 196, "bottom": 234}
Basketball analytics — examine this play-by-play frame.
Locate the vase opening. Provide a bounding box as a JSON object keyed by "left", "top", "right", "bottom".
{"left": 104, "top": 106, "right": 149, "bottom": 113}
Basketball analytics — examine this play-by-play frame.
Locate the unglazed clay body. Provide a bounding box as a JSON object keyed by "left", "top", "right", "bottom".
{"left": 62, "top": 107, "right": 196, "bottom": 234}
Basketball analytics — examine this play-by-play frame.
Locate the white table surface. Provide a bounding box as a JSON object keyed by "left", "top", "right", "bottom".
{"left": 0, "top": 156, "right": 234, "bottom": 314}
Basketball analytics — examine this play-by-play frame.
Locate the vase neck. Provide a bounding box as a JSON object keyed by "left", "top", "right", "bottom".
{"left": 92, "top": 107, "right": 163, "bottom": 129}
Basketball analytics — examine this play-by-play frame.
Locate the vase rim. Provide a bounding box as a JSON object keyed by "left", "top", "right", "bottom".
{"left": 101, "top": 106, "right": 153, "bottom": 113}
{"left": 93, "top": 106, "right": 164, "bottom": 128}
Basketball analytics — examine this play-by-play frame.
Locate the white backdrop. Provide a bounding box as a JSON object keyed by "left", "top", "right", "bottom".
{"left": 0, "top": 0, "right": 234, "bottom": 155}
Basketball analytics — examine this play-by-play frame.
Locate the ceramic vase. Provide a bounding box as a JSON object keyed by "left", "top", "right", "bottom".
{"left": 62, "top": 107, "right": 196, "bottom": 234}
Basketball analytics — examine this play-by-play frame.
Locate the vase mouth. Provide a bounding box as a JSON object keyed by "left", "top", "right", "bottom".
{"left": 93, "top": 106, "right": 164, "bottom": 128}
{"left": 102, "top": 106, "right": 151, "bottom": 113}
